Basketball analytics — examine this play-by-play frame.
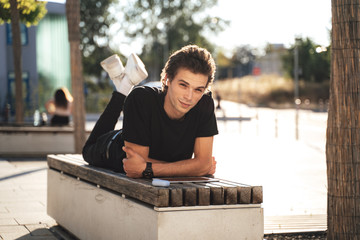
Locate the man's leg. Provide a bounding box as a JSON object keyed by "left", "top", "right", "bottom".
{"left": 82, "top": 91, "right": 126, "bottom": 169}
{"left": 82, "top": 53, "right": 148, "bottom": 171}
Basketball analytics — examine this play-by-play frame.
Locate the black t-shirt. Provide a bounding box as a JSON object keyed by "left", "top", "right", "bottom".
{"left": 122, "top": 86, "right": 218, "bottom": 162}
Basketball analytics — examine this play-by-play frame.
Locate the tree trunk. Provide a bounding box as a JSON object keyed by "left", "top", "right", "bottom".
{"left": 10, "top": 0, "right": 24, "bottom": 123}
{"left": 66, "top": 0, "right": 85, "bottom": 153}
{"left": 326, "top": 0, "right": 360, "bottom": 239}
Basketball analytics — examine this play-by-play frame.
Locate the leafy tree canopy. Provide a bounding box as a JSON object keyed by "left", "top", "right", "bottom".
{"left": 231, "top": 45, "right": 256, "bottom": 65}
{"left": 0, "top": 0, "right": 47, "bottom": 26}
{"left": 282, "top": 37, "right": 330, "bottom": 82}
{"left": 80, "top": 0, "right": 117, "bottom": 77}
{"left": 118, "top": 0, "right": 229, "bottom": 80}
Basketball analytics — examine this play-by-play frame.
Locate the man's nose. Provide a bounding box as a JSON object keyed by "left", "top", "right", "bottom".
{"left": 184, "top": 89, "right": 193, "bottom": 100}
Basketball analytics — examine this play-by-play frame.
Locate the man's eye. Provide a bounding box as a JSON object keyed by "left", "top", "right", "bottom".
{"left": 180, "top": 83, "right": 187, "bottom": 87}
{"left": 195, "top": 89, "right": 204, "bottom": 93}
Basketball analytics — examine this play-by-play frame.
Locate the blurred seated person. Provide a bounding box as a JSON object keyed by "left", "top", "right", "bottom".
{"left": 45, "top": 87, "right": 73, "bottom": 126}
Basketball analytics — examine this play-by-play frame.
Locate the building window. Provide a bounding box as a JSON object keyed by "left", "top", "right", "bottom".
{"left": 7, "top": 72, "right": 30, "bottom": 114}
{"left": 6, "top": 23, "right": 28, "bottom": 46}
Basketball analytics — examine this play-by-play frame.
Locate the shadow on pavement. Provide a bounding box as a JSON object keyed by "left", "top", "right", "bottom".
{"left": 0, "top": 167, "right": 47, "bottom": 181}
{"left": 15, "top": 225, "right": 79, "bottom": 240}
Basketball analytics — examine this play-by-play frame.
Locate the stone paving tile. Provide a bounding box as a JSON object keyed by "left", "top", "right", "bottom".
{"left": 0, "top": 225, "right": 30, "bottom": 240}
{"left": 0, "top": 207, "right": 8, "bottom": 213}
{"left": 0, "top": 183, "right": 17, "bottom": 189}
{"left": 27, "top": 190, "right": 47, "bottom": 198}
{"left": 3, "top": 201, "right": 46, "bottom": 213}
{"left": 14, "top": 214, "right": 56, "bottom": 226}
{"left": 18, "top": 185, "right": 47, "bottom": 191}
{"left": 7, "top": 161, "right": 47, "bottom": 168}
{"left": 0, "top": 200, "right": 44, "bottom": 207}
{"left": 9, "top": 176, "right": 47, "bottom": 186}
{"left": 0, "top": 195, "right": 40, "bottom": 202}
{"left": 0, "top": 160, "right": 16, "bottom": 169}
{"left": 0, "top": 189, "right": 43, "bottom": 199}
{"left": 0, "top": 189, "right": 31, "bottom": 197}
{"left": 0, "top": 218, "right": 18, "bottom": 225}
{"left": 0, "top": 192, "right": 43, "bottom": 203}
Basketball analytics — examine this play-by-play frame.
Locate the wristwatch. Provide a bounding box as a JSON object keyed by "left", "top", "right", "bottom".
{"left": 142, "top": 162, "right": 154, "bottom": 179}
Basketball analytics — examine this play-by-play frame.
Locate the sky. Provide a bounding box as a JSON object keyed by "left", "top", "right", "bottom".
{"left": 49, "top": 0, "right": 332, "bottom": 56}
{"left": 207, "top": 0, "right": 331, "bottom": 52}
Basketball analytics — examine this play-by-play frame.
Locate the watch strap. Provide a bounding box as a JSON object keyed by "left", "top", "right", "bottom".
{"left": 142, "top": 162, "right": 154, "bottom": 179}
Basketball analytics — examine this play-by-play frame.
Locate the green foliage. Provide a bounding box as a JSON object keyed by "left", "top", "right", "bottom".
{"left": 216, "top": 50, "right": 232, "bottom": 67}
{"left": 82, "top": 46, "right": 117, "bottom": 78}
{"left": 80, "top": 0, "right": 116, "bottom": 77}
{"left": 282, "top": 37, "right": 330, "bottom": 82}
{"left": 0, "top": 0, "right": 47, "bottom": 26}
{"left": 231, "top": 45, "right": 256, "bottom": 65}
{"left": 83, "top": 76, "right": 113, "bottom": 112}
{"left": 120, "top": 0, "right": 229, "bottom": 78}
{"left": 216, "top": 45, "right": 256, "bottom": 79}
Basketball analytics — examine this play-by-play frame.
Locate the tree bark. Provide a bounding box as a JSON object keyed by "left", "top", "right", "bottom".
{"left": 327, "top": 0, "right": 360, "bottom": 239}
{"left": 66, "top": 0, "right": 85, "bottom": 153}
{"left": 10, "top": 0, "right": 23, "bottom": 123}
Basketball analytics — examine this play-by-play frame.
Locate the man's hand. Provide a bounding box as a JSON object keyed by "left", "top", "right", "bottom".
{"left": 207, "top": 156, "right": 217, "bottom": 175}
{"left": 122, "top": 146, "right": 146, "bottom": 178}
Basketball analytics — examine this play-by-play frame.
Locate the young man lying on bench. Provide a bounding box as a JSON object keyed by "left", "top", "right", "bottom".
{"left": 82, "top": 45, "right": 218, "bottom": 179}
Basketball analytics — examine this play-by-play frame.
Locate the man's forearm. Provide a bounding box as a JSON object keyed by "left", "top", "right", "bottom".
{"left": 151, "top": 157, "right": 212, "bottom": 177}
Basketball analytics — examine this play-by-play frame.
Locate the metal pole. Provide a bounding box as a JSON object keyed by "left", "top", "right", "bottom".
{"left": 294, "top": 38, "right": 300, "bottom": 140}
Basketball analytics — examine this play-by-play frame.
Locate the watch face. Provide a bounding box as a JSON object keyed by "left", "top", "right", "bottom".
{"left": 143, "top": 172, "right": 152, "bottom": 178}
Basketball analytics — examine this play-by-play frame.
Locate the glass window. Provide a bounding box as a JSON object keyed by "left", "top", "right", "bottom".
{"left": 6, "top": 23, "right": 29, "bottom": 45}
{"left": 7, "top": 72, "right": 30, "bottom": 114}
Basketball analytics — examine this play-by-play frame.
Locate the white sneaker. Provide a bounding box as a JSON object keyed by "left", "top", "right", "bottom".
{"left": 124, "top": 53, "right": 148, "bottom": 85}
{"left": 100, "top": 54, "right": 125, "bottom": 80}
{"left": 101, "top": 54, "right": 128, "bottom": 94}
{"left": 100, "top": 53, "right": 148, "bottom": 95}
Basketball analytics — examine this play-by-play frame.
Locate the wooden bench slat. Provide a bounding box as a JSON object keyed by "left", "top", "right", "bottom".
{"left": 217, "top": 179, "right": 253, "bottom": 204}
{"left": 251, "top": 186, "right": 263, "bottom": 204}
{"left": 64, "top": 154, "right": 85, "bottom": 161}
{"left": 184, "top": 183, "right": 211, "bottom": 206}
{"left": 217, "top": 180, "right": 263, "bottom": 204}
{"left": 211, "top": 182, "right": 238, "bottom": 205}
{"left": 179, "top": 183, "right": 197, "bottom": 206}
{"left": 169, "top": 184, "right": 183, "bottom": 207}
{"left": 197, "top": 183, "right": 224, "bottom": 205}
{"left": 47, "top": 154, "right": 169, "bottom": 207}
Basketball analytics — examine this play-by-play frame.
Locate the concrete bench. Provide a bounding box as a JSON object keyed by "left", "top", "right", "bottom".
{"left": 0, "top": 126, "right": 90, "bottom": 157}
{"left": 47, "top": 154, "right": 264, "bottom": 240}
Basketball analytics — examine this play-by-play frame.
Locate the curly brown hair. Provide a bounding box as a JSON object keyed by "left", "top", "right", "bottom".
{"left": 160, "top": 45, "right": 216, "bottom": 92}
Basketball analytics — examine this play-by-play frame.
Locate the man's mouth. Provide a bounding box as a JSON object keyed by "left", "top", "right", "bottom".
{"left": 179, "top": 100, "right": 191, "bottom": 108}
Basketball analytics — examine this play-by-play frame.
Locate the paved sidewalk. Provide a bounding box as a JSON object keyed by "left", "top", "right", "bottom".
{"left": 0, "top": 159, "right": 75, "bottom": 240}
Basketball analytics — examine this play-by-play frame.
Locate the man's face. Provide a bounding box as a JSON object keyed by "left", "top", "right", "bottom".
{"left": 164, "top": 68, "right": 208, "bottom": 120}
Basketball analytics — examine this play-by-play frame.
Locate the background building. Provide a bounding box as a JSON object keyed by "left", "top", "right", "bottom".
{"left": 0, "top": 2, "right": 70, "bottom": 121}
{"left": 254, "top": 44, "right": 286, "bottom": 76}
